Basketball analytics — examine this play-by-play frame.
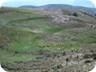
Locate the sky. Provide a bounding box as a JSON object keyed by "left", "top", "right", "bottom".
{"left": 1, "top": 0, "right": 75, "bottom": 7}
{"left": 0, "top": 0, "right": 96, "bottom": 7}
{"left": 91, "top": 0, "right": 96, "bottom": 6}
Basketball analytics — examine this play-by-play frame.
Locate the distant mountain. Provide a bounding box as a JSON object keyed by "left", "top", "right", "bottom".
{"left": 20, "top": 5, "right": 37, "bottom": 8}
{"left": 20, "top": 4, "right": 73, "bottom": 9}
{"left": 73, "top": 0, "right": 95, "bottom": 8}
{"left": 20, "top": 4, "right": 96, "bottom": 9}
{"left": 20, "top": 4, "right": 96, "bottom": 16}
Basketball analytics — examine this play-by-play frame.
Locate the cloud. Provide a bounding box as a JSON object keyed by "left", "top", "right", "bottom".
{"left": 0, "top": 0, "right": 5, "bottom": 7}
{"left": 2, "top": 0, "right": 41, "bottom": 2}
{"left": 90, "top": 0, "right": 96, "bottom": 7}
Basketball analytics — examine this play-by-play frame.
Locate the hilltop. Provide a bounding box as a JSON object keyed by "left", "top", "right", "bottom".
{"left": 20, "top": 4, "right": 96, "bottom": 16}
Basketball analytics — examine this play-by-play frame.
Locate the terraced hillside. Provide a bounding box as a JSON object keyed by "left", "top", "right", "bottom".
{"left": 0, "top": 7, "right": 96, "bottom": 72}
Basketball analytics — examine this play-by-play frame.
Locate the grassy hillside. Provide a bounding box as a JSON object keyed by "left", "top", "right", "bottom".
{"left": 0, "top": 7, "right": 96, "bottom": 72}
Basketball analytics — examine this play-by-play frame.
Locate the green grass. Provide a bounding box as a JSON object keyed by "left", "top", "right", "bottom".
{"left": 0, "top": 50, "right": 37, "bottom": 62}
{"left": 71, "top": 31, "right": 96, "bottom": 44}
{"left": 37, "top": 41, "right": 79, "bottom": 52}
{"left": 43, "top": 26, "right": 64, "bottom": 33}
{"left": 8, "top": 36, "right": 40, "bottom": 53}
{"left": 0, "top": 7, "right": 96, "bottom": 63}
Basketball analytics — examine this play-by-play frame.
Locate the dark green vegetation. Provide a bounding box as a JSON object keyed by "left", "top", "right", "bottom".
{"left": 0, "top": 7, "right": 96, "bottom": 72}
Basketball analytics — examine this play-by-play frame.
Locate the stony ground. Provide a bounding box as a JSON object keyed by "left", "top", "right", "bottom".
{"left": 2, "top": 46, "right": 96, "bottom": 72}
{"left": 0, "top": 8, "right": 96, "bottom": 72}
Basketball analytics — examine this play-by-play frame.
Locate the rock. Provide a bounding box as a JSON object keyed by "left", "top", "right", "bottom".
{"left": 62, "top": 51, "right": 66, "bottom": 56}
{"left": 84, "top": 60, "right": 92, "bottom": 63}
{"left": 52, "top": 64, "right": 63, "bottom": 70}
{"left": 83, "top": 54, "right": 92, "bottom": 59}
{"left": 42, "top": 69, "right": 49, "bottom": 72}
{"left": 66, "top": 58, "right": 69, "bottom": 62}
{"left": 0, "top": 45, "right": 4, "bottom": 48}
{"left": 56, "top": 64, "right": 63, "bottom": 69}
{"left": 93, "top": 56, "right": 96, "bottom": 60}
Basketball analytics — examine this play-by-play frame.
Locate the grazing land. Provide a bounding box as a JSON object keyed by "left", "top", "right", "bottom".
{"left": 0, "top": 6, "right": 96, "bottom": 72}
